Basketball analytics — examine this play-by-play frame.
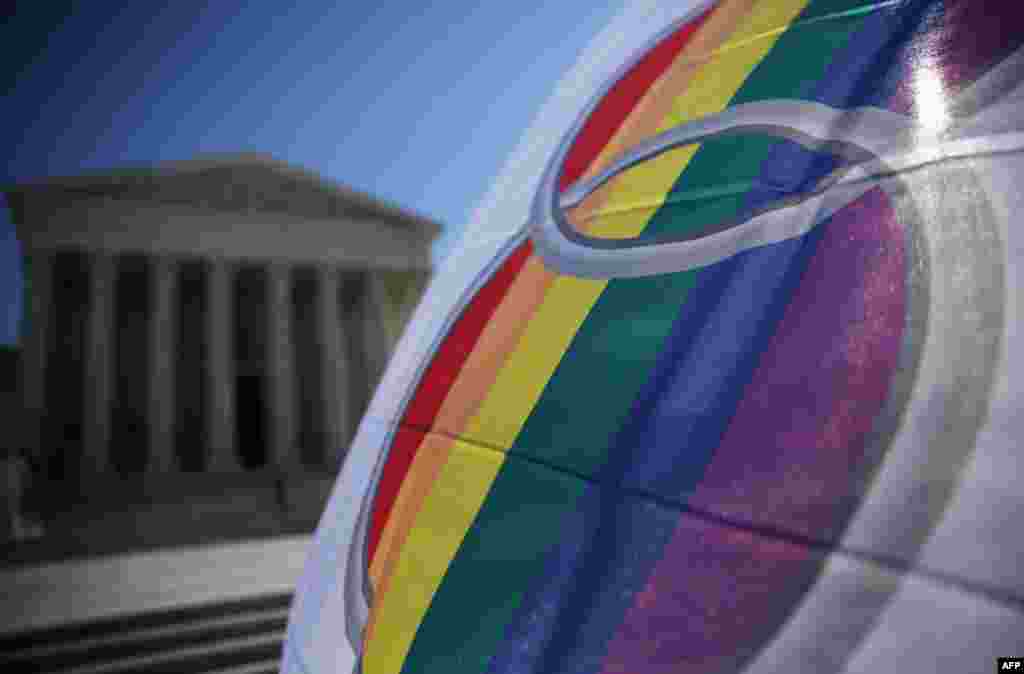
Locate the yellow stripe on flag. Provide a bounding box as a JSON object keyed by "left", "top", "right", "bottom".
{"left": 461, "top": 273, "right": 606, "bottom": 449}
{"left": 363, "top": 438, "right": 504, "bottom": 674}
{"left": 463, "top": 0, "right": 810, "bottom": 451}
{"left": 362, "top": 2, "right": 812, "bottom": 672}
{"left": 588, "top": 0, "right": 810, "bottom": 239}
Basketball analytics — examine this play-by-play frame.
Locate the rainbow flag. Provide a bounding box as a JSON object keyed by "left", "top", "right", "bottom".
{"left": 284, "top": 1, "right": 1024, "bottom": 672}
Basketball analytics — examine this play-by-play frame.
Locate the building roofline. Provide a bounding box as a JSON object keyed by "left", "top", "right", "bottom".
{"left": 3, "top": 153, "right": 443, "bottom": 237}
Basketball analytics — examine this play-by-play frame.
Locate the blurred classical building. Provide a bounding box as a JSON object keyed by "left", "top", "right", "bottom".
{"left": 1, "top": 154, "right": 438, "bottom": 561}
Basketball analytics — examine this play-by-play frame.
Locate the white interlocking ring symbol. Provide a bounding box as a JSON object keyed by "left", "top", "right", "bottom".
{"left": 529, "top": 46, "right": 1024, "bottom": 279}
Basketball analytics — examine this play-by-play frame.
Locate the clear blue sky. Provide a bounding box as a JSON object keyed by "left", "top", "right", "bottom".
{"left": 2, "top": 2, "right": 622, "bottom": 346}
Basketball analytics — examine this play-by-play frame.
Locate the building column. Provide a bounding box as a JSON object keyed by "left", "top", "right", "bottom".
{"left": 147, "top": 256, "right": 177, "bottom": 474}
{"left": 317, "top": 266, "right": 350, "bottom": 470}
{"left": 82, "top": 251, "right": 115, "bottom": 478}
{"left": 21, "top": 249, "right": 52, "bottom": 466}
{"left": 267, "top": 263, "right": 296, "bottom": 471}
{"left": 404, "top": 270, "right": 430, "bottom": 327}
{"left": 360, "top": 271, "right": 392, "bottom": 393}
{"left": 206, "top": 259, "right": 239, "bottom": 472}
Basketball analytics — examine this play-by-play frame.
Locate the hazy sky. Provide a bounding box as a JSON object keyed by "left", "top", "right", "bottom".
{"left": 2, "top": 2, "right": 622, "bottom": 345}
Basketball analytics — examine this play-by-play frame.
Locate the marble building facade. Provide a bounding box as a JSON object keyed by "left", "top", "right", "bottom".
{"left": 1, "top": 154, "right": 438, "bottom": 556}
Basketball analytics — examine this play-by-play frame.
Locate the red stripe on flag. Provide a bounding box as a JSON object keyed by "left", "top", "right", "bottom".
{"left": 366, "top": 7, "right": 716, "bottom": 564}
{"left": 368, "top": 241, "right": 533, "bottom": 561}
{"left": 558, "top": 6, "right": 714, "bottom": 191}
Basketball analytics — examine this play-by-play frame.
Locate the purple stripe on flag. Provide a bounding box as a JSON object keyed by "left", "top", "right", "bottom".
{"left": 686, "top": 186, "right": 905, "bottom": 541}
{"left": 599, "top": 186, "right": 905, "bottom": 673}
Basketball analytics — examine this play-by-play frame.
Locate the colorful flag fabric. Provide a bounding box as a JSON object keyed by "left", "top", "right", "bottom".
{"left": 284, "top": 1, "right": 1024, "bottom": 672}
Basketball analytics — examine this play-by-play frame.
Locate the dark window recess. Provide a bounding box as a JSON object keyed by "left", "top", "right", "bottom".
{"left": 175, "top": 259, "right": 208, "bottom": 471}
{"left": 0, "top": 346, "right": 19, "bottom": 396}
{"left": 110, "top": 254, "right": 151, "bottom": 475}
{"left": 235, "top": 374, "right": 267, "bottom": 469}
{"left": 42, "top": 250, "right": 90, "bottom": 482}
{"left": 292, "top": 267, "right": 324, "bottom": 467}
{"left": 233, "top": 265, "right": 268, "bottom": 469}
